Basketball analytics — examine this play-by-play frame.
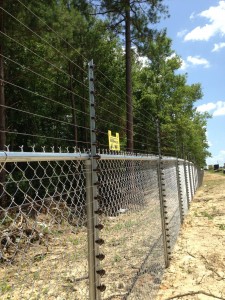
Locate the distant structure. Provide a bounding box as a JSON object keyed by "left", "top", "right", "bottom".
{"left": 214, "top": 164, "right": 219, "bottom": 170}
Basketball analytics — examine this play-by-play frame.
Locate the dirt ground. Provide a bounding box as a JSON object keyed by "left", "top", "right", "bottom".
{"left": 156, "top": 172, "right": 225, "bottom": 300}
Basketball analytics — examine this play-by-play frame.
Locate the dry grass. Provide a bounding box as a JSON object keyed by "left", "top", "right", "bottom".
{"left": 156, "top": 172, "right": 225, "bottom": 300}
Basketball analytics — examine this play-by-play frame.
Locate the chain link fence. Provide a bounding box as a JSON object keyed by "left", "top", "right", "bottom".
{"left": 0, "top": 151, "right": 203, "bottom": 299}
{"left": 0, "top": 1, "right": 205, "bottom": 297}
{"left": 0, "top": 152, "right": 90, "bottom": 299}
{"left": 98, "top": 158, "right": 165, "bottom": 299}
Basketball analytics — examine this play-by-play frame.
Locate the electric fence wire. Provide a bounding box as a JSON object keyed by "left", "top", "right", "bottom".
{"left": 0, "top": 2, "right": 161, "bottom": 155}
{"left": 4, "top": 2, "right": 159, "bottom": 135}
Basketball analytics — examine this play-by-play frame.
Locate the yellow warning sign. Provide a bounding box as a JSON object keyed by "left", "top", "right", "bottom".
{"left": 108, "top": 130, "right": 120, "bottom": 151}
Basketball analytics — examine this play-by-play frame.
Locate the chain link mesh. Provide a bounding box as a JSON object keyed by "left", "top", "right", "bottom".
{"left": 0, "top": 153, "right": 204, "bottom": 299}
{"left": 97, "top": 159, "right": 165, "bottom": 300}
{"left": 0, "top": 157, "right": 89, "bottom": 299}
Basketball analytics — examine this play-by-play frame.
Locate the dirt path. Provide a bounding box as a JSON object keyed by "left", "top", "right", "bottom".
{"left": 156, "top": 172, "right": 225, "bottom": 300}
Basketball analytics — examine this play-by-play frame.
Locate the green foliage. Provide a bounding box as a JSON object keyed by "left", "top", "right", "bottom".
{"left": 2, "top": 0, "right": 210, "bottom": 165}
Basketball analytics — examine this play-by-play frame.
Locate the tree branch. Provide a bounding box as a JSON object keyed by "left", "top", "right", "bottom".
{"left": 89, "top": 10, "right": 118, "bottom": 15}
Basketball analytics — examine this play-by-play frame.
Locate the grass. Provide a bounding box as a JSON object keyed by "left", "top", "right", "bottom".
{"left": 69, "top": 237, "right": 79, "bottom": 246}
{"left": 194, "top": 210, "right": 214, "bottom": 220}
{"left": 206, "top": 169, "right": 225, "bottom": 176}
{"left": 200, "top": 211, "right": 214, "bottom": 220}
{"left": 113, "top": 254, "right": 122, "bottom": 263}
{"left": 0, "top": 282, "right": 12, "bottom": 294}
{"left": 113, "top": 219, "right": 137, "bottom": 231}
{"left": 218, "top": 224, "right": 225, "bottom": 230}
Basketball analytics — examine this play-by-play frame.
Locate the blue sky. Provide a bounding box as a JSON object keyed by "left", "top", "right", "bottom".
{"left": 158, "top": 0, "right": 225, "bottom": 166}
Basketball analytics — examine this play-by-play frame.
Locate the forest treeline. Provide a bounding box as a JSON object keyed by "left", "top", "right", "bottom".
{"left": 0, "top": 0, "right": 210, "bottom": 166}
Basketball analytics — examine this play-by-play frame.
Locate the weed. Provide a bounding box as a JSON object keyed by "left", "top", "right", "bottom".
{"left": 114, "top": 254, "right": 122, "bottom": 263}
{"left": 201, "top": 211, "right": 213, "bottom": 220}
{"left": 69, "top": 237, "right": 79, "bottom": 246}
{"left": 33, "top": 271, "right": 40, "bottom": 280}
{"left": 52, "top": 229, "right": 63, "bottom": 235}
{"left": 114, "top": 223, "right": 123, "bottom": 231}
{"left": 33, "top": 253, "right": 47, "bottom": 262}
{"left": 0, "top": 282, "right": 12, "bottom": 294}
{"left": 113, "top": 220, "right": 136, "bottom": 231}
{"left": 124, "top": 220, "right": 136, "bottom": 228}
{"left": 42, "top": 227, "right": 51, "bottom": 235}
{"left": 218, "top": 224, "right": 225, "bottom": 230}
{"left": 42, "top": 288, "right": 49, "bottom": 295}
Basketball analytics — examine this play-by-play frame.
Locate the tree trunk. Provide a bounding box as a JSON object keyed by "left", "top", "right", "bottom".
{"left": 0, "top": 0, "right": 7, "bottom": 208}
{"left": 125, "top": 0, "right": 133, "bottom": 152}
{"left": 68, "top": 61, "right": 78, "bottom": 146}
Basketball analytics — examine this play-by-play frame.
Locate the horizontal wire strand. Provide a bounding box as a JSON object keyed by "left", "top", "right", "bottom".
{"left": 1, "top": 6, "right": 88, "bottom": 75}
{"left": 0, "top": 130, "right": 91, "bottom": 144}
{"left": 17, "top": 0, "right": 89, "bottom": 64}
{"left": 0, "top": 104, "right": 90, "bottom": 132}
{"left": 1, "top": 79, "right": 90, "bottom": 118}
{"left": 1, "top": 31, "right": 88, "bottom": 101}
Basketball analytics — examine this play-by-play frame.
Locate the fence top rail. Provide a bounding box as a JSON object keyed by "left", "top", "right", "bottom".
{"left": 0, "top": 151, "right": 192, "bottom": 164}
{"left": 99, "top": 154, "right": 187, "bottom": 164}
{"left": 0, "top": 151, "right": 90, "bottom": 163}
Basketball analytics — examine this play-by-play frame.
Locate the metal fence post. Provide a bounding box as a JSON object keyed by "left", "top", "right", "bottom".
{"left": 156, "top": 119, "right": 170, "bottom": 267}
{"left": 88, "top": 59, "right": 106, "bottom": 300}
{"left": 191, "top": 163, "right": 196, "bottom": 194}
{"left": 188, "top": 161, "right": 194, "bottom": 201}
{"left": 176, "top": 159, "right": 184, "bottom": 224}
{"left": 85, "top": 159, "right": 96, "bottom": 300}
{"left": 183, "top": 160, "right": 190, "bottom": 209}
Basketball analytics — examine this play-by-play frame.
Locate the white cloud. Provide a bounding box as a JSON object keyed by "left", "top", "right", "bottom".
{"left": 212, "top": 42, "right": 225, "bottom": 52}
{"left": 190, "top": 12, "right": 196, "bottom": 20}
{"left": 179, "top": 58, "right": 189, "bottom": 70}
{"left": 187, "top": 55, "right": 210, "bottom": 68}
{"left": 177, "top": 29, "right": 188, "bottom": 38}
{"left": 184, "top": 1, "right": 225, "bottom": 41}
{"left": 197, "top": 102, "right": 216, "bottom": 113}
{"left": 197, "top": 100, "right": 225, "bottom": 116}
{"left": 213, "top": 101, "right": 225, "bottom": 116}
{"left": 178, "top": 55, "right": 210, "bottom": 71}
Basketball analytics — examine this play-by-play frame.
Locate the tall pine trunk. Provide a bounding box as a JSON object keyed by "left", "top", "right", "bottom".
{"left": 125, "top": 0, "right": 133, "bottom": 152}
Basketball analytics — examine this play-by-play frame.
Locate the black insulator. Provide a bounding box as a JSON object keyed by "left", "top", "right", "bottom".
{"left": 95, "top": 238, "right": 104, "bottom": 245}
{"left": 95, "top": 224, "right": 104, "bottom": 230}
{"left": 95, "top": 209, "right": 103, "bottom": 215}
{"left": 96, "top": 269, "right": 106, "bottom": 276}
{"left": 97, "top": 285, "right": 106, "bottom": 292}
{"left": 96, "top": 254, "right": 105, "bottom": 260}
